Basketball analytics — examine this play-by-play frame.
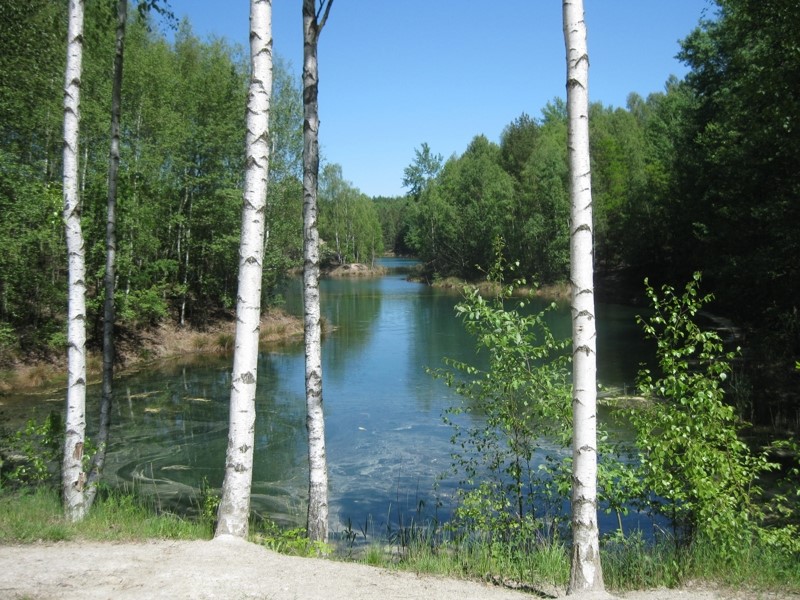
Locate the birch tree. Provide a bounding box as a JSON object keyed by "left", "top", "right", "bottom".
{"left": 563, "top": 0, "right": 604, "bottom": 592}
{"left": 62, "top": 0, "right": 88, "bottom": 522}
{"left": 215, "top": 0, "right": 273, "bottom": 538}
{"left": 302, "top": 0, "right": 333, "bottom": 544}
{"left": 85, "top": 0, "right": 127, "bottom": 512}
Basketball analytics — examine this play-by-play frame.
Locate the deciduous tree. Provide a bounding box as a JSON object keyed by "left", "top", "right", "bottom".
{"left": 216, "top": 0, "right": 273, "bottom": 538}
{"left": 61, "top": 0, "right": 88, "bottom": 523}
{"left": 85, "top": 0, "right": 127, "bottom": 513}
{"left": 563, "top": 0, "right": 604, "bottom": 592}
{"left": 402, "top": 142, "right": 443, "bottom": 200}
{"left": 302, "top": 0, "right": 333, "bottom": 544}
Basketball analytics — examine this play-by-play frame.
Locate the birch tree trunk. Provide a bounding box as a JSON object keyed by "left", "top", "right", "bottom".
{"left": 215, "top": 0, "right": 273, "bottom": 539}
{"left": 86, "top": 0, "right": 127, "bottom": 511}
{"left": 62, "top": 0, "right": 88, "bottom": 523}
{"left": 563, "top": 0, "right": 604, "bottom": 592}
{"left": 302, "top": 0, "right": 333, "bottom": 544}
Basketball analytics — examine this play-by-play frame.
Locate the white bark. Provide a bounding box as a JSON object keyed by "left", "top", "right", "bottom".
{"left": 302, "top": 0, "right": 333, "bottom": 544}
{"left": 563, "top": 0, "right": 604, "bottom": 593}
{"left": 61, "top": 0, "right": 87, "bottom": 523}
{"left": 215, "top": 0, "right": 273, "bottom": 539}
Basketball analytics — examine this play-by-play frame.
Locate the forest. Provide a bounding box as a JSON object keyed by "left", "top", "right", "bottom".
{"left": 1, "top": 0, "right": 799, "bottom": 595}
{"left": 2, "top": 0, "right": 796, "bottom": 431}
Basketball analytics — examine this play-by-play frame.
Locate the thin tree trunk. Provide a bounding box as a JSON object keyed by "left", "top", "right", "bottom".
{"left": 125, "top": 106, "right": 142, "bottom": 299}
{"left": 81, "top": 145, "right": 88, "bottom": 199}
{"left": 43, "top": 103, "right": 52, "bottom": 180}
{"left": 180, "top": 185, "right": 192, "bottom": 326}
{"left": 563, "top": 0, "right": 604, "bottom": 592}
{"left": 86, "top": 0, "right": 127, "bottom": 511}
{"left": 61, "top": 0, "right": 88, "bottom": 523}
{"left": 302, "top": 0, "right": 333, "bottom": 544}
{"left": 215, "top": 0, "right": 273, "bottom": 539}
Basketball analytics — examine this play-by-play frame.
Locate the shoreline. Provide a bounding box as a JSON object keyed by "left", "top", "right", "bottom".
{"left": 0, "top": 308, "right": 304, "bottom": 398}
{"left": 0, "top": 262, "right": 388, "bottom": 398}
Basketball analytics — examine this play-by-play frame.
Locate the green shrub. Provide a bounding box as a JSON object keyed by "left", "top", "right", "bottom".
{"left": 628, "top": 273, "right": 777, "bottom": 551}
{"left": 198, "top": 476, "right": 220, "bottom": 532}
{"left": 431, "top": 243, "right": 573, "bottom": 545}
{"left": 0, "top": 321, "right": 16, "bottom": 350}
{"left": 1, "top": 412, "right": 62, "bottom": 490}
{"left": 253, "top": 517, "right": 331, "bottom": 557}
{"left": 118, "top": 286, "right": 169, "bottom": 327}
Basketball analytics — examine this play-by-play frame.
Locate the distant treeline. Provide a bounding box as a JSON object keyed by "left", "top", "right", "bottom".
{"left": 1, "top": 1, "right": 797, "bottom": 428}
{"left": 373, "top": 0, "right": 799, "bottom": 429}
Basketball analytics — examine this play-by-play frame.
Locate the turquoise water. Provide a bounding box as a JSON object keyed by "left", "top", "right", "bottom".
{"left": 4, "top": 258, "right": 655, "bottom": 535}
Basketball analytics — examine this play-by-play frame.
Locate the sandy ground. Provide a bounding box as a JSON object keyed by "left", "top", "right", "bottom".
{"left": 0, "top": 538, "right": 796, "bottom": 600}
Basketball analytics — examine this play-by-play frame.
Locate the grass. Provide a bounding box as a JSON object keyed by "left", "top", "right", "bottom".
{"left": 600, "top": 532, "right": 800, "bottom": 594}
{"left": 329, "top": 518, "right": 800, "bottom": 597}
{"left": 0, "top": 364, "right": 67, "bottom": 393}
{"left": 3, "top": 486, "right": 798, "bottom": 597}
{"left": 0, "top": 487, "right": 210, "bottom": 544}
{"left": 339, "top": 529, "right": 570, "bottom": 595}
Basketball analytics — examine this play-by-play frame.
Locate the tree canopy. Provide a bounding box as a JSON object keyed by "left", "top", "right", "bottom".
{"left": 0, "top": 3, "right": 303, "bottom": 357}
{"left": 0, "top": 0, "right": 797, "bottom": 428}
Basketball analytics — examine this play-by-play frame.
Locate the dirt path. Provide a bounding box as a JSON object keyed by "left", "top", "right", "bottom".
{"left": 0, "top": 538, "right": 794, "bottom": 600}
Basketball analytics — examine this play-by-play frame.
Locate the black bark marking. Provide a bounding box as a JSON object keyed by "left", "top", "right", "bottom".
{"left": 567, "top": 77, "right": 585, "bottom": 90}
{"left": 572, "top": 223, "right": 591, "bottom": 235}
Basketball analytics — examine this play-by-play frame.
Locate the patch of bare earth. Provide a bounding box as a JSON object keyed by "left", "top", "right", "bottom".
{"left": 120, "top": 309, "right": 303, "bottom": 363}
{"left": 0, "top": 539, "right": 795, "bottom": 600}
{"left": 325, "top": 263, "right": 388, "bottom": 278}
{"left": 0, "top": 309, "right": 303, "bottom": 395}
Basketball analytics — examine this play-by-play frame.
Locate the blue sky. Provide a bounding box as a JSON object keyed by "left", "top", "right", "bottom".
{"left": 166, "top": 1, "right": 715, "bottom": 198}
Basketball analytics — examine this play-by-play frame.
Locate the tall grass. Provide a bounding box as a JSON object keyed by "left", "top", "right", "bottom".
{"left": 2, "top": 486, "right": 797, "bottom": 596}
{"left": 602, "top": 532, "right": 800, "bottom": 593}
{"left": 331, "top": 516, "right": 800, "bottom": 596}
{"left": 0, "top": 487, "right": 210, "bottom": 544}
{"left": 392, "top": 533, "right": 571, "bottom": 593}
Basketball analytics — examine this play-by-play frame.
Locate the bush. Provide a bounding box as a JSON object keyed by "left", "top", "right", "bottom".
{"left": 431, "top": 246, "right": 573, "bottom": 545}
{"left": 0, "top": 321, "right": 17, "bottom": 363}
{"left": 117, "top": 286, "right": 169, "bottom": 327}
{"left": 1, "top": 412, "right": 63, "bottom": 490}
{"left": 627, "top": 273, "right": 778, "bottom": 551}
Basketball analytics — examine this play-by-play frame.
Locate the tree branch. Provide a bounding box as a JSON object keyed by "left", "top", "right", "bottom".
{"left": 317, "top": 0, "right": 333, "bottom": 33}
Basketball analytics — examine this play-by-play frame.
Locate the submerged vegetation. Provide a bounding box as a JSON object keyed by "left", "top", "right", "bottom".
{"left": 1, "top": 0, "right": 799, "bottom": 596}
{"left": 2, "top": 288, "right": 799, "bottom": 590}
{"left": 393, "top": 267, "right": 799, "bottom": 593}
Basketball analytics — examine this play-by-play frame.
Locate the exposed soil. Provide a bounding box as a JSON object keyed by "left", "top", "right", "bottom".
{"left": 324, "top": 262, "right": 389, "bottom": 278}
{"left": 1, "top": 538, "right": 795, "bottom": 600}
{"left": 426, "top": 276, "right": 571, "bottom": 303}
{"left": 0, "top": 309, "right": 303, "bottom": 395}
{"left": 0, "top": 264, "right": 386, "bottom": 392}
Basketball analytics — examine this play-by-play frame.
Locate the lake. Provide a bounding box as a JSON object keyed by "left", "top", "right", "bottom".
{"left": 3, "top": 257, "right": 655, "bottom": 537}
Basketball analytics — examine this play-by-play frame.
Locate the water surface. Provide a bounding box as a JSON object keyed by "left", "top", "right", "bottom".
{"left": 3, "top": 258, "right": 654, "bottom": 534}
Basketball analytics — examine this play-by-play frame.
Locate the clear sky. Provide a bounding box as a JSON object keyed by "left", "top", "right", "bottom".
{"left": 165, "top": 1, "right": 716, "bottom": 198}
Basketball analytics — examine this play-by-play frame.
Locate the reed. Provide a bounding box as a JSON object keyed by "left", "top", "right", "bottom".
{"left": 330, "top": 511, "right": 800, "bottom": 596}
